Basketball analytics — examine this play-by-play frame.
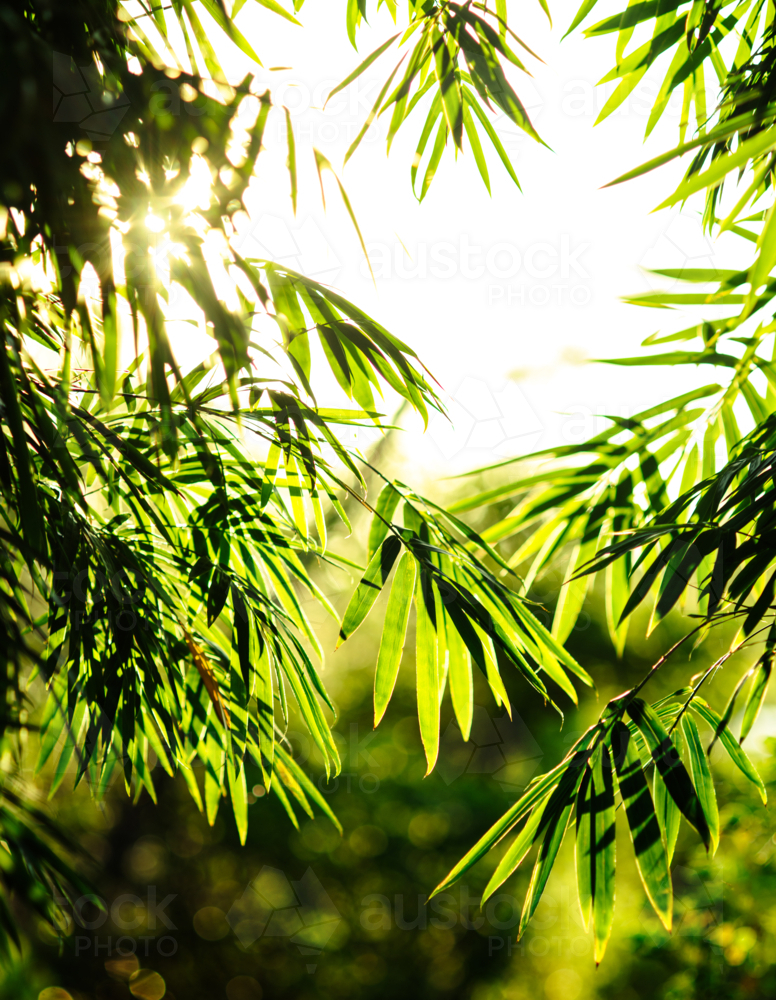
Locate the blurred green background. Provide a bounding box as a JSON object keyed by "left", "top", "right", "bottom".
{"left": 7, "top": 447, "right": 776, "bottom": 1000}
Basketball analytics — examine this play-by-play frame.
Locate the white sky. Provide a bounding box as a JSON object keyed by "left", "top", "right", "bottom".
{"left": 160, "top": 1, "right": 754, "bottom": 477}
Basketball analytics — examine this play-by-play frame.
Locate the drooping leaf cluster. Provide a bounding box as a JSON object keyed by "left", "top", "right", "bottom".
{"left": 0, "top": 0, "right": 582, "bottom": 957}
{"left": 333, "top": 0, "right": 549, "bottom": 198}
{"left": 427, "top": 0, "right": 776, "bottom": 960}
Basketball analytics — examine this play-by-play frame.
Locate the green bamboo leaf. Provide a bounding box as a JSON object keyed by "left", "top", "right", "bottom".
{"left": 284, "top": 108, "right": 297, "bottom": 215}
{"left": 434, "top": 583, "right": 449, "bottom": 704}
{"left": 575, "top": 766, "right": 594, "bottom": 930}
{"left": 101, "top": 293, "right": 119, "bottom": 407}
{"left": 535, "top": 0, "right": 553, "bottom": 26}
{"left": 327, "top": 33, "right": 401, "bottom": 102}
{"left": 179, "top": 760, "right": 205, "bottom": 813}
{"left": 747, "top": 201, "right": 776, "bottom": 310}
{"left": 410, "top": 94, "right": 443, "bottom": 193}
{"left": 605, "top": 543, "right": 630, "bottom": 656}
{"left": 368, "top": 482, "right": 403, "bottom": 560}
{"left": 463, "top": 88, "right": 521, "bottom": 188}
{"left": 416, "top": 571, "right": 440, "bottom": 774}
{"left": 681, "top": 714, "right": 720, "bottom": 855}
{"left": 337, "top": 535, "right": 402, "bottom": 647}
{"left": 260, "top": 441, "right": 283, "bottom": 509}
{"left": 240, "top": 0, "right": 301, "bottom": 25}
{"left": 653, "top": 726, "right": 682, "bottom": 864}
{"left": 374, "top": 552, "right": 416, "bottom": 726}
{"left": 628, "top": 698, "right": 710, "bottom": 849}
{"left": 310, "top": 487, "right": 327, "bottom": 552}
{"left": 204, "top": 765, "right": 222, "bottom": 827}
{"left": 255, "top": 642, "right": 275, "bottom": 788}
{"left": 595, "top": 67, "right": 649, "bottom": 124}
{"left": 0, "top": 342, "right": 45, "bottom": 553}
{"left": 512, "top": 600, "right": 594, "bottom": 689}
{"left": 481, "top": 796, "right": 552, "bottom": 902}
{"left": 552, "top": 532, "right": 597, "bottom": 644}
{"left": 592, "top": 745, "right": 616, "bottom": 964}
{"left": 447, "top": 610, "right": 473, "bottom": 740}
{"left": 346, "top": 0, "right": 361, "bottom": 47}
{"left": 462, "top": 103, "right": 491, "bottom": 192}
{"left": 518, "top": 777, "right": 577, "bottom": 938}
{"left": 284, "top": 453, "right": 308, "bottom": 542}
{"left": 313, "top": 149, "right": 374, "bottom": 280}
{"left": 419, "top": 116, "right": 448, "bottom": 202}
{"left": 564, "top": 0, "right": 601, "bottom": 38}
{"left": 432, "top": 26, "right": 463, "bottom": 150}
{"left": 432, "top": 737, "right": 596, "bottom": 897}
{"left": 229, "top": 760, "right": 249, "bottom": 846}
{"left": 271, "top": 774, "right": 300, "bottom": 829}
{"left": 484, "top": 753, "right": 588, "bottom": 904}
{"left": 35, "top": 690, "right": 64, "bottom": 777}
{"left": 610, "top": 721, "right": 672, "bottom": 930}
{"left": 458, "top": 31, "right": 540, "bottom": 141}
{"left": 496, "top": 0, "right": 508, "bottom": 37}
{"left": 473, "top": 620, "right": 511, "bottom": 711}
{"left": 345, "top": 59, "right": 404, "bottom": 164}
{"left": 207, "top": 569, "right": 230, "bottom": 627}
{"left": 271, "top": 741, "right": 343, "bottom": 833}
{"left": 656, "top": 128, "right": 776, "bottom": 210}
{"left": 741, "top": 653, "right": 772, "bottom": 744}
{"left": 603, "top": 113, "right": 773, "bottom": 189}
{"left": 690, "top": 699, "right": 767, "bottom": 803}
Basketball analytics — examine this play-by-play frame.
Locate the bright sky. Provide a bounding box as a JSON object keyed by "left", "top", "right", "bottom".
{"left": 151, "top": 1, "right": 753, "bottom": 477}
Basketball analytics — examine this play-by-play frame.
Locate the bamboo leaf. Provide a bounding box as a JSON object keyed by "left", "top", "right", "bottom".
{"left": 741, "top": 653, "right": 772, "bottom": 744}
{"left": 518, "top": 776, "right": 577, "bottom": 938}
{"left": 681, "top": 713, "right": 720, "bottom": 855}
{"left": 481, "top": 797, "right": 552, "bottom": 902}
{"left": 327, "top": 34, "right": 401, "bottom": 102}
{"left": 249, "top": 0, "right": 301, "bottom": 26}
{"left": 575, "top": 766, "right": 594, "bottom": 930}
{"left": 284, "top": 108, "right": 297, "bottom": 215}
{"left": 368, "top": 482, "right": 403, "bottom": 561}
{"left": 628, "top": 698, "right": 710, "bottom": 849}
{"left": 447, "top": 609, "right": 474, "bottom": 741}
{"left": 337, "top": 536, "right": 402, "bottom": 647}
{"left": 690, "top": 699, "right": 767, "bottom": 803}
{"left": 432, "top": 738, "right": 596, "bottom": 897}
{"left": 653, "top": 727, "right": 682, "bottom": 864}
{"left": 416, "top": 571, "right": 440, "bottom": 774}
{"left": 610, "top": 721, "right": 672, "bottom": 930}
{"left": 592, "top": 745, "right": 616, "bottom": 964}
{"left": 374, "top": 552, "right": 417, "bottom": 726}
